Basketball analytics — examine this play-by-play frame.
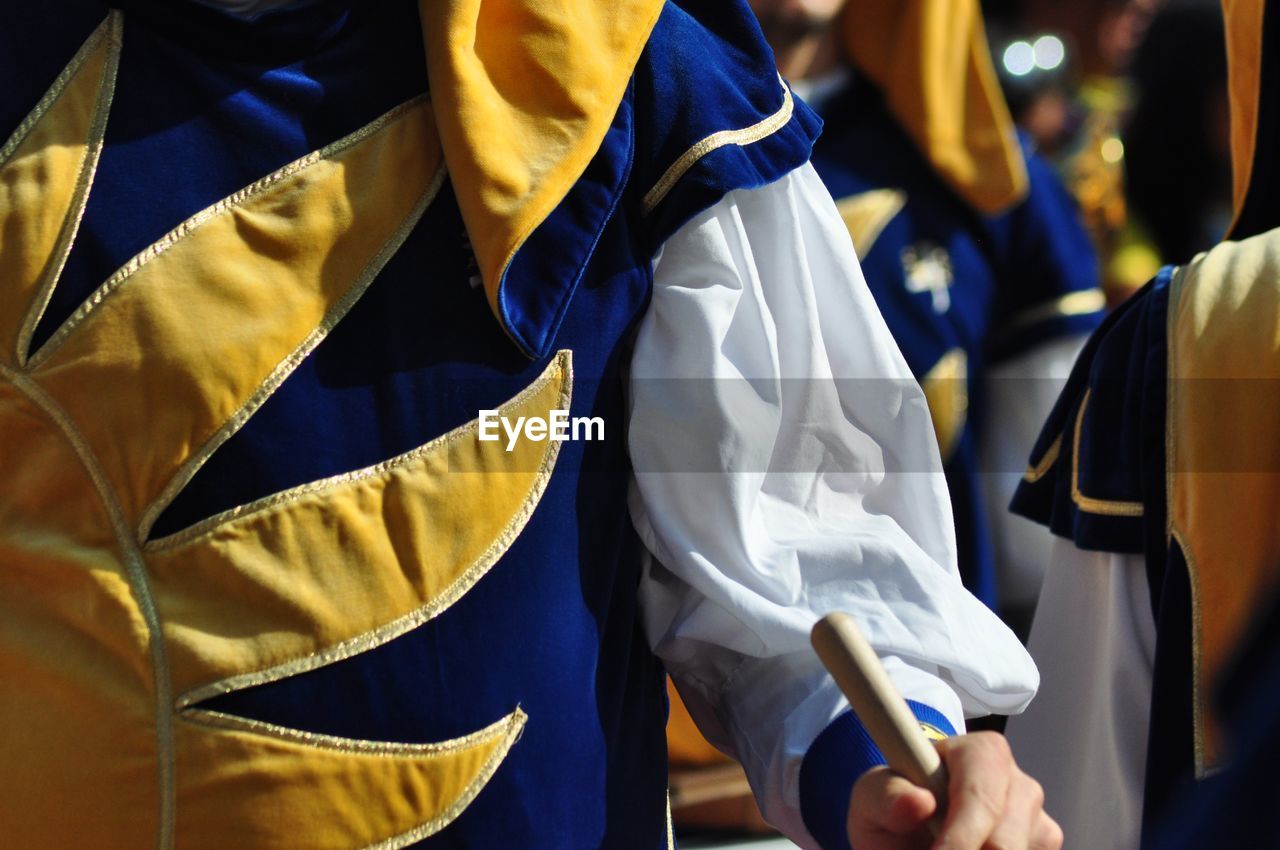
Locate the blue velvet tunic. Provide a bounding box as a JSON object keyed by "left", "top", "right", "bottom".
{"left": 0, "top": 1, "right": 819, "bottom": 846}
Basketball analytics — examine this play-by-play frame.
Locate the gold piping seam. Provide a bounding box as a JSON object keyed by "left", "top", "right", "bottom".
{"left": 359, "top": 709, "right": 527, "bottom": 850}
{"left": 149, "top": 348, "right": 571, "bottom": 552}
{"left": 15, "top": 12, "right": 122, "bottom": 370}
{"left": 1022, "top": 433, "right": 1063, "bottom": 483}
{"left": 0, "top": 362, "right": 177, "bottom": 850}
{"left": 135, "top": 162, "right": 447, "bottom": 542}
{"left": 26, "top": 96, "right": 429, "bottom": 370}
{"left": 1070, "top": 389, "right": 1144, "bottom": 517}
{"left": 1171, "top": 527, "right": 1208, "bottom": 777}
{"left": 641, "top": 76, "right": 794, "bottom": 214}
{"left": 997, "top": 289, "right": 1107, "bottom": 340}
{"left": 170, "top": 351, "right": 573, "bottom": 709}
{"left": 0, "top": 16, "right": 113, "bottom": 167}
{"left": 1164, "top": 262, "right": 1208, "bottom": 777}
{"left": 180, "top": 705, "right": 525, "bottom": 758}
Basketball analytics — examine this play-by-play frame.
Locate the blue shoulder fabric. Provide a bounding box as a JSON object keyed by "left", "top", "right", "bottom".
{"left": 985, "top": 137, "right": 1105, "bottom": 364}
{"left": 798, "top": 703, "right": 956, "bottom": 850}
{"left": 630, "top": 0, "right": 822, "bottom": 249}
{"left": 496, "top": 0, "right": 822, "bottom": 358}
{"left": 1009, "top": 269, "right": 1171, "bottom": 557}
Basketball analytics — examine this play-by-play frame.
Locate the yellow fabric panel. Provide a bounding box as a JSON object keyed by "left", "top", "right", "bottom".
{"left": 1, "top": 19, "right": 570, "bottom": 843}
{"left": 1222, "top": 0, "right": 1266, "bottom": 231}
{"left": 840, "top": 0, "right": 1027, "bottom": 215}
{"left": 25, "top": 98, "right": 441, "bottom": 532}
{"left": 919, "top": 348, "right": 968, "bottom": 462}
{"left": 0, "top": 13, "right": 118, "bottom": 367}
{"left": 148, "top": 351, "right": 572, "bottom": 705}
{"left": 1168, "top": 227, "right": 1280, "bottom": 773}
{"left": 419, "top": 0, "right": 664, "bottom": 338}
{"left": 174, "top": 709, "right": 526, "bottom": 850}
{"left": 835, "top": 188, "right": 907, "bottom": 258}
{"left": 666, "top": 679, "right": 729, "bottom": 767}
{"left": 0, "top": 376, "right": 160, "bottom": 850}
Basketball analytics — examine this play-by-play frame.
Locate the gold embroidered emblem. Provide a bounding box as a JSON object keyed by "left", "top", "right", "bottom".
{"left": 901, "top": 242, "right": 954, "bottom": 314}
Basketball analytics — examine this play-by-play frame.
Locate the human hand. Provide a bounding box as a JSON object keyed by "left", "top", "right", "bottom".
{"left": 846, "top": 732, "right": 1062, "bottom": 850}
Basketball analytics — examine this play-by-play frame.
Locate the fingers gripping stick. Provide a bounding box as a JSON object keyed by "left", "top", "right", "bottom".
{"left": 810, "top": 612, "right": 950, "bottom": 826}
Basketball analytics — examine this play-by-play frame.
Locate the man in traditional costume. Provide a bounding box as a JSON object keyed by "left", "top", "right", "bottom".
{"left": 746, "top": 0, "right": 1106, "bottom": 631}
{"left": 0, "top": 1, "right": 1055, "bottom": 848}
{"left": 1006, "top": 1, "right": 1280, "bottom": 846}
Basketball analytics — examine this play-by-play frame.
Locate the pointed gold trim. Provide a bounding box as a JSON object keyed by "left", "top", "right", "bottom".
{"left": 919, "top": 348, "right": 968, "bottom": 462}
{"left": 28, "top": 96, "right": 429, "bottom": 371}
{"left": 14, "top": 13, "right": 122, "bottom": 369}
{"left": 1071, "top": 389, "right": 1143, "bottom": 517}
{"left": 177, "top": 706, "right": 527, "bottom": 850}
{"left": 135, "top": 161, "right": 446, "bottom": 542}
{"left": 168, "top": 350, "right": 573, "bottom": 710}
{"left": 642, "top": 76, "right": 794, "bottom": 214}
{"left": 182, "top": 706, "right": 526, "bottom": 759}
{"left": 1022, "top": 433, "right": 1063, "bottom": 483}
{"left": 835, "top": 188, "right": 907, "bottom": 258}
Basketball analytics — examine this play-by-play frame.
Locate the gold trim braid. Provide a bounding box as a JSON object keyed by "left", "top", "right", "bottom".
{"left": 1071, "top": 389, "right": 1144, "bottom": 517}
{"left": 136, "top": 161, "right": 446, "bottom": 542}
{"left": 1022, "top": 433, "right": 1062, "bottom": 484}
{"left": 642, "top": 76, "right": 794, "bottom": 214}
{"left": 14, "top": 12, "right": 122, "bottom": 368}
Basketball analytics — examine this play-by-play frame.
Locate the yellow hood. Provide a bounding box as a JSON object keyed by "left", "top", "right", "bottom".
{"left": 419, "top": 0, "right": 665, "bottom": 329}
{"left": 840, "top": 0, "right": 1028, "bottom": 214}
{"left": 1223, "top": 0, "right": 1279, "bottom": 238}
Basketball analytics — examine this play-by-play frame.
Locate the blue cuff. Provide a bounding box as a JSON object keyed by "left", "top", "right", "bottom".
{"left": 798, "top": 701, "right": 956, "bottom": 850}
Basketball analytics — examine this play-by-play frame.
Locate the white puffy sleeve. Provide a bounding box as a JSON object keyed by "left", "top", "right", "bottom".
{"left": 627, "top": 162, "right": 1038, "bottom": 846}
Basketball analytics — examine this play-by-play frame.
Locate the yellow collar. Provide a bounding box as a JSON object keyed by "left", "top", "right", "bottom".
{"left": 840, "top": 0, "right": 1027, "bottom": 214}
{"left": 419, "top": 0, "right": 666, "bottom": 334}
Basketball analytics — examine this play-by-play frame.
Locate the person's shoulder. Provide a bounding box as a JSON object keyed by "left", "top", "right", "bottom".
{"left": 630, "top": 0, "right": 822, "bottom": 245}
{"left": 1010, "top": 269, "right": 1172, "bottom": 554}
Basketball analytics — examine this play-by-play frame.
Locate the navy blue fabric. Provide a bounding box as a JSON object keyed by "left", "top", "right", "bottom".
{"left": 1150, "top": 592, "right": 1280, "bottom": 850}
{"left": 810, "top": 80, "right": 1102, "bottom": 611}
{"left": 798, "top": 702, "right": 956, "bottom": 850}
{"left": 1009, "top": 269, "right": 1172, "bottom": 558}
{"left": 1008, "top": 272, "right": 1209, "bottom": 838}
{"left": 33, "top": 0, "right": 426, "bottom": 354}
{"left": 1, "top": 2, "right": 840, "bottom": 846}
{"left": 483, "top": 0, "right": 824, "bottom": 357}
{"left": 495, "top": 84, "right": 635, "bottom": 359}
{"left": 631, "top": 0, "right": 822, "bottom": 249}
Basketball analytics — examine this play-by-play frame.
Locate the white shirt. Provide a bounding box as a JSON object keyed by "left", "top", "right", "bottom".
{"left": 629, "top": 162, "right": 1039, "bottom": 846}
{"left": 1005, "top": 541, "right": 1155, "bottom": 850}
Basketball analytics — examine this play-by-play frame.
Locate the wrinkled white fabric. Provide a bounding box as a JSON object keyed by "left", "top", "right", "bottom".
{"left": 1006, "top": 540, "right": 1155, "bottom": 850}
{"left": 628, "top": 162, "right": 1039, "bottom": 845}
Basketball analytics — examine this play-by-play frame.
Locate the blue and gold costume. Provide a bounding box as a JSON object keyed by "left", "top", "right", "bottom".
{"left": 0, "top": 1, "right": 821, "bottom": 847}
{"left": 1011, "top": 0, "right": 1280, "bottom": 839}
{"left": 808, "top": 0, "right": 1104, "bottom": 607}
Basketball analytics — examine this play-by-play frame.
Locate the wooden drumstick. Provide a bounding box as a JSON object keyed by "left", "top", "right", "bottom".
{"left": 811, "top": 612, "right": 950, "bottom": 824}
